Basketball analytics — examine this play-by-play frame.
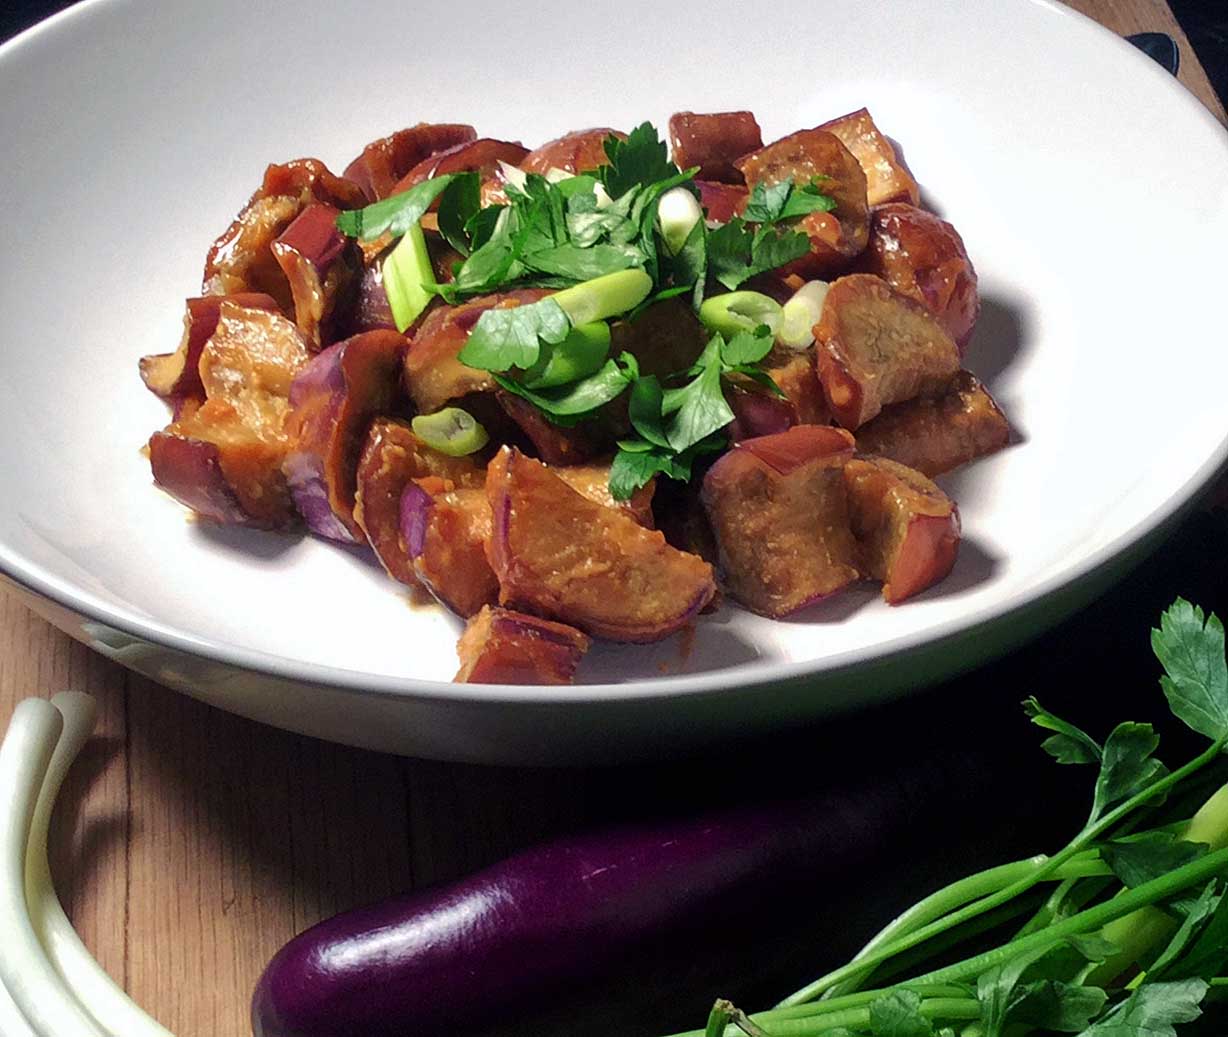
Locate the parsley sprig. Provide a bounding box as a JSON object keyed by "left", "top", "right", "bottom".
{"left": 671, "top": 599, "right": 1228, "bottom": 1037}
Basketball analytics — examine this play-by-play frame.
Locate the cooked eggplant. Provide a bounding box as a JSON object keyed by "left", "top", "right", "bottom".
{"left": 702, "top": 426, "right": 859, "bottom": 617}
{"left": 455, "top": 606, "right": 590, "bottom": 684}
{"left": 845, "top": 456, "right": 960, "bottom": 603}
{"left": 736, "top": 129, "right": 870, "bottom": 277}
{"left": 818, "top": 108, "right": 919, "bottom": 207}
{"left": 815, "top": 274, "right": 960, "bottom": 429}
{"left": 485, "top": 448, "right": 716, "bottom": 641}
{"left": 668, "top": 111, "right": 763, "bottom": 183}
{"left": 854, "top": 370, "right": 1010, "bottom": 476}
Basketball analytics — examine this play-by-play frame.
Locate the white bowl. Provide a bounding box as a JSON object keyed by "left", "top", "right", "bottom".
{"left": 1, "top": 0, "right": 1226, "bottom": 763}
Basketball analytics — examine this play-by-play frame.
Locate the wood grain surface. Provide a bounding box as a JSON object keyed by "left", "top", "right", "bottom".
{"left": 0, "top": 3, "right": 1224, "bottom": 1035}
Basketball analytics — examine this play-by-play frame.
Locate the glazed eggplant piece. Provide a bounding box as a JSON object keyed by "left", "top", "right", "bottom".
{"left": 202, "top": 159, "right": 366, "bottom": 312}
{"left": 520, "top": 128, "right": 623, "bottom": 176}
{"left": 845, "top": 456, "right": 960, "bottom": 603}
{"left": 486, "top": 448, "right": 716, "bottom": 641}
{"left": 696, "top": 180, "right": 747, "bottom": 224}
{"left": 726, "top": 380, "right": 796, "bottom": 442}
{"left": 342, "top": 123, "right": 477, "bottom": 201}
{"left": 139, "top": 292, "right": 280, "bottom": 406}
{"left": 818, "top": 108, "right": 919, "bottom": 208}
{"left": 815, "top": 274, "right": 961, "bottom": 430}
{"left": 353, "top": 418, "right": 485, "bottom": 585}
{"left": 668, "top": 111, "right": 763, "bottom": 183}
{"left": 271, "top": 203, "right": 361, "bottom": 351}
{"left": 860, "top": 203, "right": 981, "bottom": 351}
{"left": 496, "top": 391, "right": 602, "bottom": 466}
{"left": 554, "top": 464, "right": 656, "bottom": 528}
{"left": 854, "top": 370, "right": 1010, "bottom": 477}
{"left": 455, "top": 606, "right": 590, "bottom": 684}
{"left": 401, "top": 461, "right": 655, "bottom": 617}
{"left": 150, "top": 303, "right": 311, "bottom": 528}
{"left": 610, "top": 298, "right": 709, "bottom": 380}
{"left": 763, "top": 352, "right": 830, "bottom": 426}
{"left": 403, "top": 289, "right": 550, "bottom": 412}
{"left": 702, "top": 426, "right": 859, "bottom": 617}
{"left": 401, "top": 484, "right": 499, "bottom": 616}
{"left": 736, "top": 129, "right": 870, "bottom": 277}
{"left": 388, "top": 137, "right": 530, "bottom": 197}
{"left": 283, "top": 330, "right": 408, "bottom": 543}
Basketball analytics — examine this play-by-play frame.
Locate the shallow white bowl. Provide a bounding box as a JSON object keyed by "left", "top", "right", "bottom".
{"left": 1, "top": 0, "right": 1226, "bottom": 763}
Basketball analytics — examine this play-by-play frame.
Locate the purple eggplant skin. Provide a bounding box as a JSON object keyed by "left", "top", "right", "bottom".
{"left": 251, "top": 749, "right": 1004, "bottom": 1037}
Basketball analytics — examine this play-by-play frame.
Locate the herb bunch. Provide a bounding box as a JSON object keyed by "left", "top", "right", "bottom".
{"left": 684, "top": 599, "right": 1228, "bottom": 1037}
{"left": 336, "top": 123, "right": 836, "bottom": 499}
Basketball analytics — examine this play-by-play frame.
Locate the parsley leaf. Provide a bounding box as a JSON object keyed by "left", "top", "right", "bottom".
{"left": 458, "top": 297, "right": 570, "bottom": 372}
{"left": 1147, "top": 882, "right": 1222, "bottom": 979}
{"left": 1076, "top": 978, "right": 1207, "bottom": 1037}
{"left": 1152, "top": 599, "right": 1228, "bottom": 743}
{"left": 335, "top": 174, "right": 463, "bottom": 240}
{"left": 523, "top": 242, "right": 645, "bottom": 280}
{"left": 436, "top": 172, "right": 480, "bottom": 256}
{"left": 666, "top": 343, "right": 734, "bottom": 452}
{"left": 628, "top": 374, "right": 670, "bottom": 448}
{"left": 600, "top": 122, "right": 679, "bottom": 198}
{"left": 493, "top": 355, "right": 632, "bottom": 418}
{"left": 720, "top": 329, "right": 776, "bottom": 366}
{"left": 1101, "top": 836, "right": 1208, "bottom": 890}
{"left": 1024, "top": 698, "right": 1103, "bottom": 766}
{"left": 868, "top": 989, "right": 933, "bottom": 1037}
{"left": 1093, "top": 722, "right": 1167, "bottom": 821}
{"left": 706, "top": 218, "right": 811, "bottom": 290}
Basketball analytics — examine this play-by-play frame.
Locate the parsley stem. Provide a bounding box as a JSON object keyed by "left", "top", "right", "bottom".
{"left": 899, "top": 844, "right": 1228, "bottom": 990}
{"left": 669, "top": 993, "right": 980, "bottom": 1037}
{"left": 777, "top": 740, "right": 1224, "bottom": 1007}
{"left": 822, "top": 853, "right": 1108, "bottom": 999}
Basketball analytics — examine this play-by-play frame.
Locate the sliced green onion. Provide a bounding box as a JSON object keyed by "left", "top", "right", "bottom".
{"left": 0, "top": 699, "right": 105, "bottom": 1036}
{"left": 657, "top": 186, "right": 703, "bottom": 256}
{"left": 522, "top": 322, "right": 611, "bottom": 389}
{"left": 412, "top": 408, "right": 490, "bottom": 456}
{"left": 551, "top": 269, "right": 653, "bottom": 326}
{"left": 777, "top": 280, "right": 830, "bottom": 350}
{"left": 698, "top": 290, "right": 783, "bottom": 339}
{"left": 26, "top": 693, "right": 174, "bottom": 1037}
{"left": 383, "top": 222, "right": 436, "bottom": 332}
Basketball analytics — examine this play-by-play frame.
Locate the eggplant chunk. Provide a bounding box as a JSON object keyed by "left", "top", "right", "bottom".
{"left": 283, "top": 331, "right": 408, "bottom": 543}
{"left": 735, "top": 129, "right": 869, "bottom": 277}
{"left": 203, "top": 159, "right": 366, "bottom": 312}
{"left": 404, "top": 289, "right": 549, "bottom": 412}
{"left": 140, "top": 293, "right": 280, "bottom": 405}
{"left": 149, "top": 303, "right": 311, "bottom": 528}
{"left": 854, "top": 370, "right": 1010, "bottom": 477}
{"left": 610, "top": 298, "right": 708, "bottom": 380}
{"left": 486, "top": 448, "right": 716, "bottom": 642}
{"left": 354, "top": 418, "right": 485, "bottom": 585}
{"left": 701, "top": 426, "right": 859, "bottom": 617}
{"left": 860, "top": 203, "right": 980, "bottom": 351}
{"left": 818, "top": 108, "right": 919, "bottom": 207}
{"left": 697, "top": 180, "right": 747, "bottom": 224}
{"left": 845, "top": 456, "right": 960, "bottom": 604}
{"left": 389, "top": 138, "right": 530, "bottom": 198}
{"left": 554, "top": 464, "right": 655, "bottom": 528}
{"left": 496, "top": 391, "right": 602, "bottom": 466}
{"left": 402, "top": 484, "right": 499, "bottom": 617}
{"left": 764, "top": 352, "right": 830, "bottom": 426}
{"left": 815, "top": 274, "right": 960, "bottom": 430}
{"left": 342, "top": 123, "right": 477, "bottom": 201}
{"left": 455, "top": 606, "right": 590, "bottom": 684}
{"left": 521, "top": 128, "right": 623, "bottom": 176}
{"left": 668, "top": 111, "right": 763, "bottom": 183}
{"left": 271, "top": 203, "right": 360, "bottom": 351}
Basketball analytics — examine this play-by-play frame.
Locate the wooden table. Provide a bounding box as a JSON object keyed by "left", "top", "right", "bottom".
{"left": 1, "top": 3, "right": 1225, "bottom": 1034}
